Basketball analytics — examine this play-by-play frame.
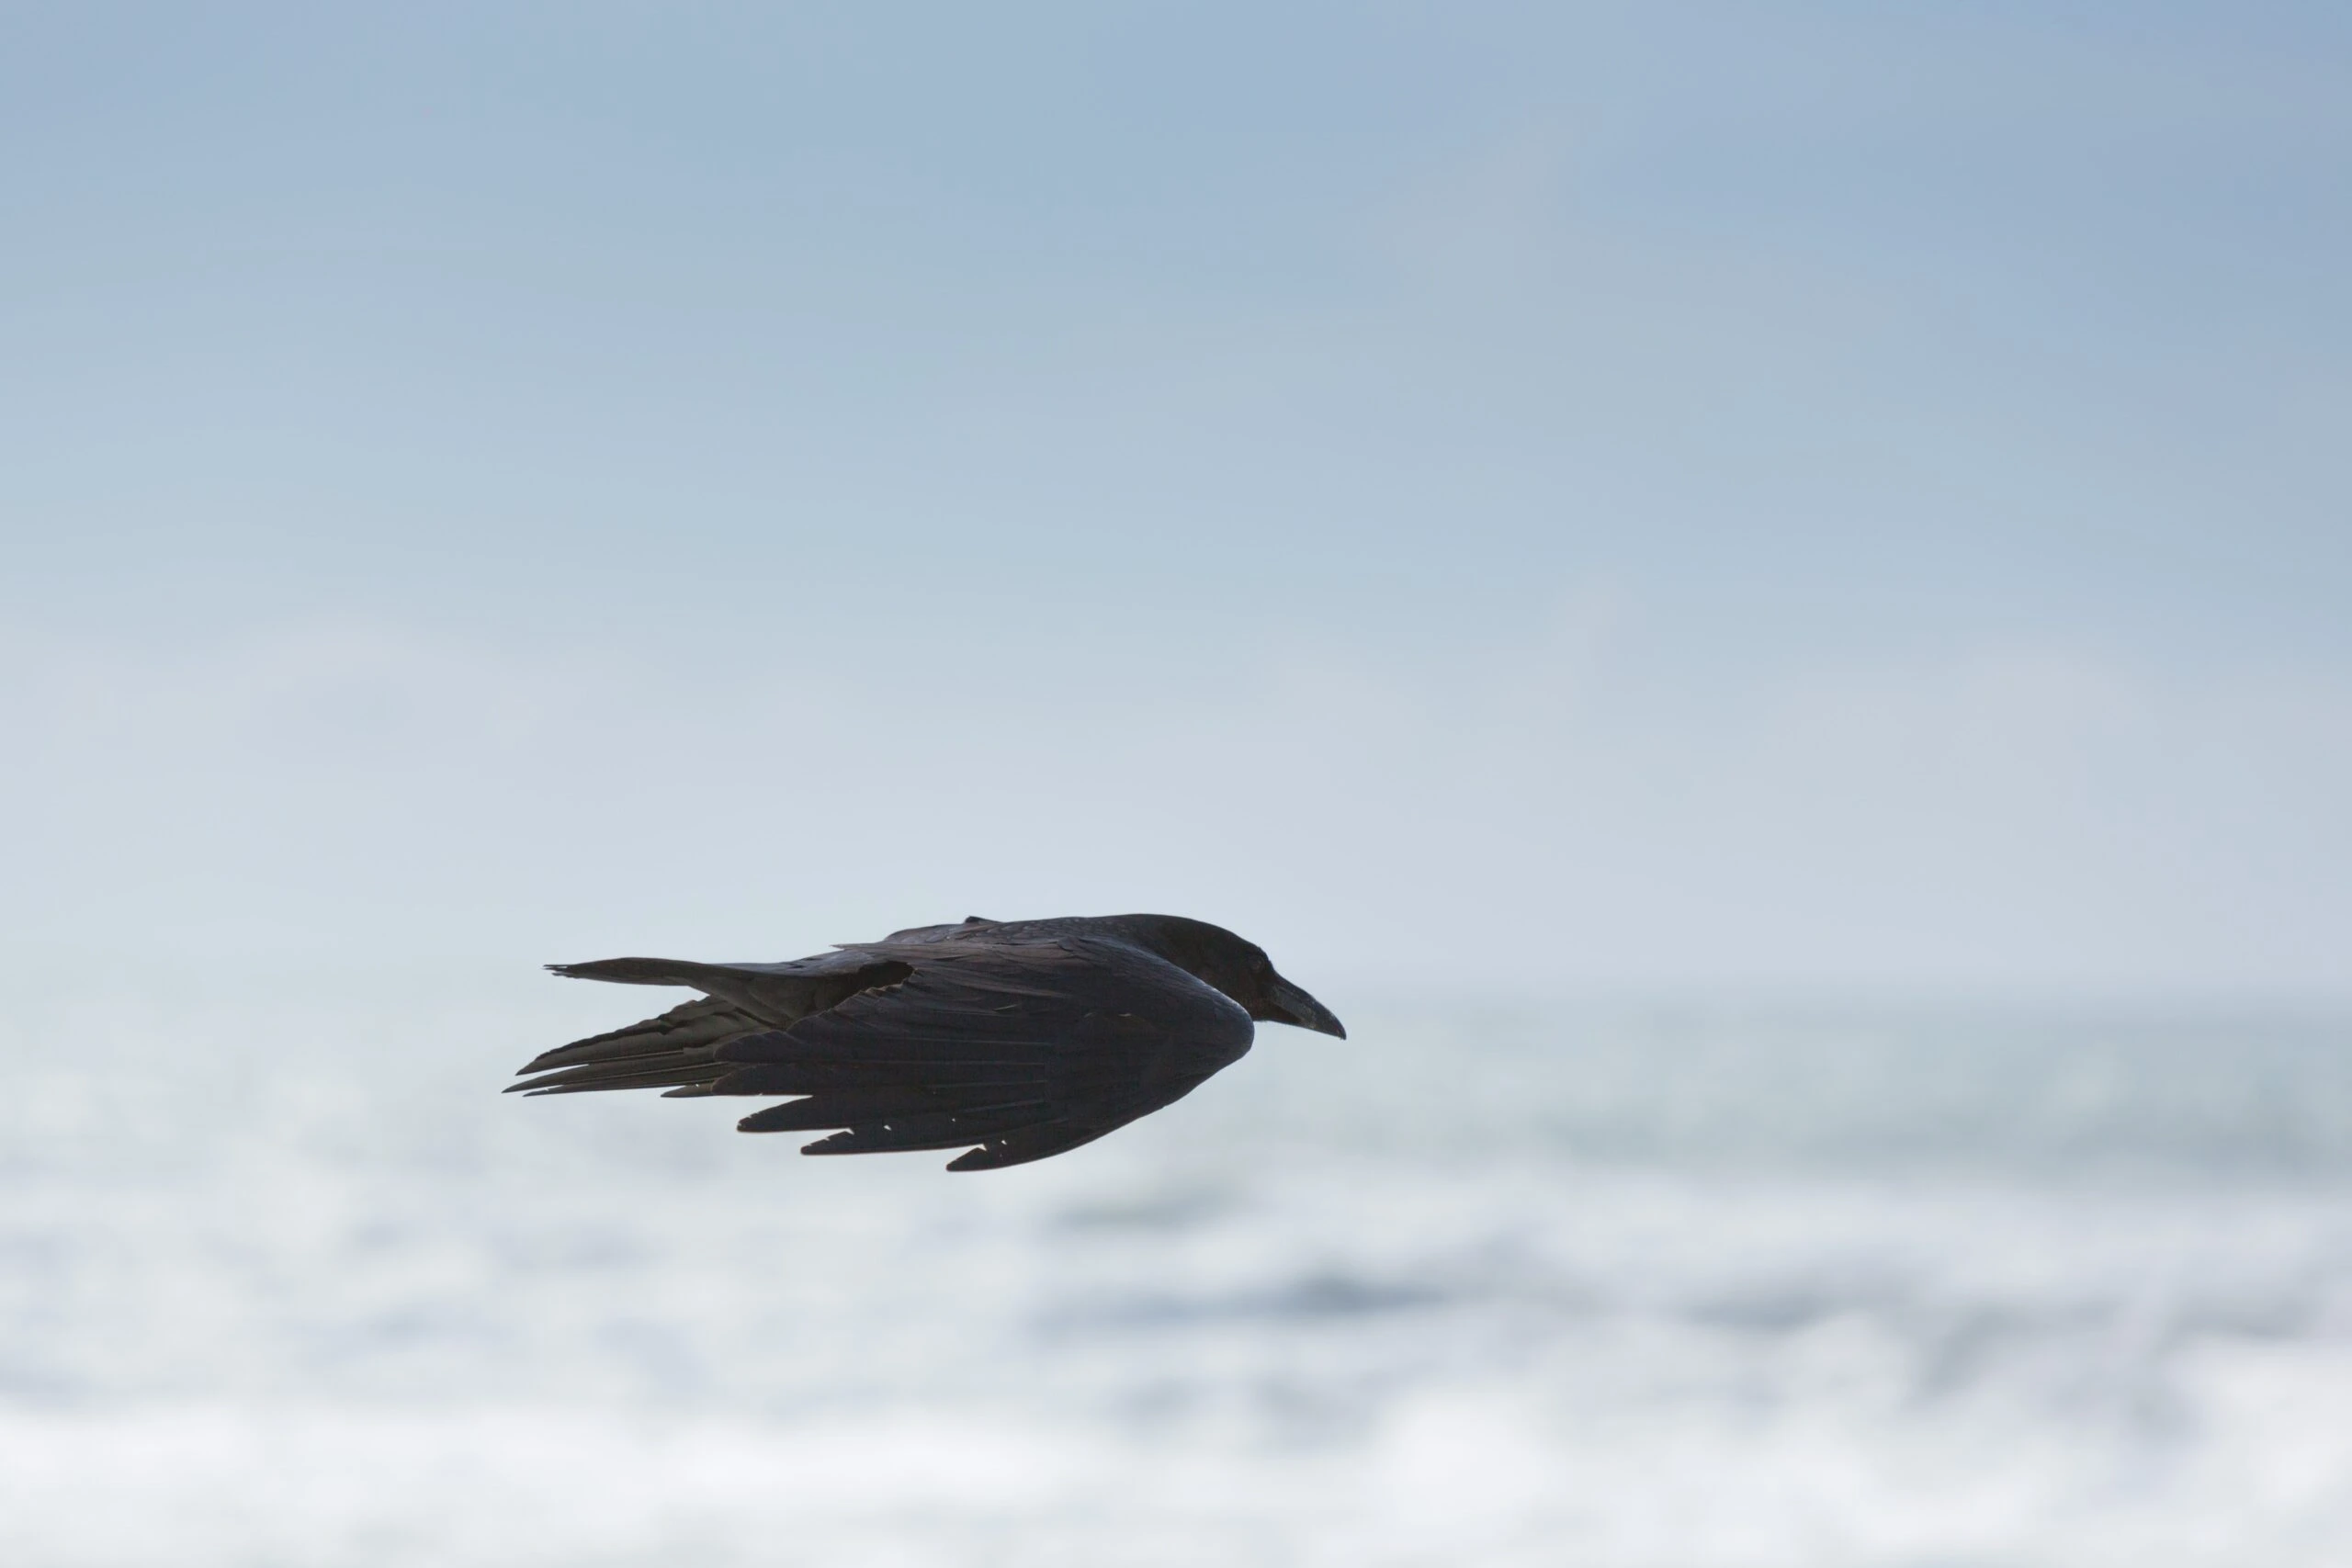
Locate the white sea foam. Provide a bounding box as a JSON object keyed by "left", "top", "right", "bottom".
{"left": 4, "top": 988, "right": 2349, "bottom": 1564}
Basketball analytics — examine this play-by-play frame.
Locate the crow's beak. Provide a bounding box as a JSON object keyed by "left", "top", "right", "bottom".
{"left": 1261, "top": 975, "right": 1346, "bottom": 1038}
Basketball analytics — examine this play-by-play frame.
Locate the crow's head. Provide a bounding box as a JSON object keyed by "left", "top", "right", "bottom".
{"left": 1115, "top": 915, "right": 1347, "bottom": 1038}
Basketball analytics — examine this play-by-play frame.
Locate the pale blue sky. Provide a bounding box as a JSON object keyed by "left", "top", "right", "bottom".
{"left": 4, "top": 3, "right": 2346, "bottom": 999}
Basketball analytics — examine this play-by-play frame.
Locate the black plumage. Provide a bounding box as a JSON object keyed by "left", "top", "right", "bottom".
{"left": 507, "top": 913, "right": 1345, "bottom": 1170}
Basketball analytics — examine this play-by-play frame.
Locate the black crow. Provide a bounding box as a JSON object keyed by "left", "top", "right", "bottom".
{"left": 507, "top": 914, "right": 1345, "bottom": 1170}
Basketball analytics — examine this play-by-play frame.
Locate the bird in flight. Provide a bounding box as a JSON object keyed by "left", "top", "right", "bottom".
{"left": 507, "top": 913, "right": 1345, "bottom": 1170}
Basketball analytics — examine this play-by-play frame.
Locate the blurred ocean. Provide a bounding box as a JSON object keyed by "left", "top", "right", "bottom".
{"left": 5, "top": 979, "right": 2351, "bottom": 1567}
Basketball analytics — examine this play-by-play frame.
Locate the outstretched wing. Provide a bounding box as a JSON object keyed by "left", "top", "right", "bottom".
{"left": 714, "top": 938, "right": 1252, "bottom": 1170}
{"left": 513, "top": 937, "right": 1254, "bottom": 1170}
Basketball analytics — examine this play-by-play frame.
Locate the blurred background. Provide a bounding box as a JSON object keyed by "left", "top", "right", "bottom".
{"left": 4, "top": 3, "right": 2348, "bottom": 1563}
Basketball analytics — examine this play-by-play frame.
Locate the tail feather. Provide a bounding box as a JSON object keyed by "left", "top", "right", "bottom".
{"left": 513, "top": 953, "right": 913, "bottom": 1099}
{"left": 509, "top": 993, "right": 764, "bottom": 1097}
{"left": 514, "top": 1062, "right": 729, "bottom": 1097}
{"left": 514, "top": 996, "right": 752, "bottom": 1077}
{"left": 544, "top": 954, "right": 914, "bottom": 1029}
{"left": 546, "top": 956, "right": 764, "bottom": 987}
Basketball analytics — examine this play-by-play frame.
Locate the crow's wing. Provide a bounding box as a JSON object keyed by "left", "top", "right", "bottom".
{"left": 711, "top": 937, "right": 1254, "bottom": 1170}
{"left": 513, "top": 936, "right": 1254, "bottom": 1170}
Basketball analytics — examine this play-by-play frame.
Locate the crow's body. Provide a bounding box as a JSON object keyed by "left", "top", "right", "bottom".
{"left": 509, "top": 914, "right": 1344, "bottom": 1170}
